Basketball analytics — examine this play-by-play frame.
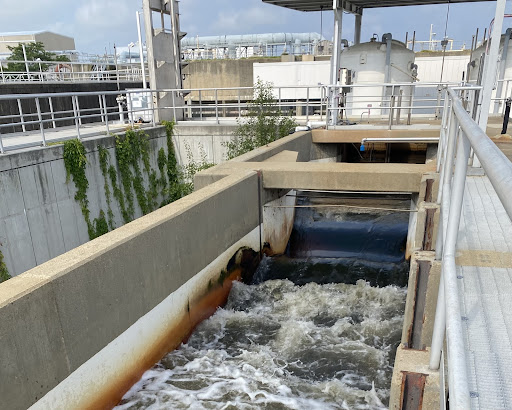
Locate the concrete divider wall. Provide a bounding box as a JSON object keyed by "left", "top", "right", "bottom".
{"left": 0, "top": 171, "right": 261, "bottom": 410}
{"left": 0, "top": 126, "right": 172, "bottom": 277}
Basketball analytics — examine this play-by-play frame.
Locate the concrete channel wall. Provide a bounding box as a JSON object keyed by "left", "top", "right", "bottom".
{"left": 0, "top": 127, "right": 170, "bottom": 277}
{"left": 0, "top": 130, "right": 310, "bottom": 409}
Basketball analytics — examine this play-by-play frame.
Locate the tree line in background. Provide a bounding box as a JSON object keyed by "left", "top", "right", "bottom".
{"left": 4, "top": 42, "right": 70, "bottom": 72}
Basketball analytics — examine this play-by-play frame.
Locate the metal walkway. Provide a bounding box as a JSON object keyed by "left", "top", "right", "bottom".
{"left": 457, "top": 176, "right": 512, "bottom": 409}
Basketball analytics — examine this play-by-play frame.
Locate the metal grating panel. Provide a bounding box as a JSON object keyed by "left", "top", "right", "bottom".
{"left": 457, "top": 177, "right": 512, "bottom": 410}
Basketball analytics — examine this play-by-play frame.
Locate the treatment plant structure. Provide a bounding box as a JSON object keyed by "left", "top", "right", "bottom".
{"left": 1, "top": 0, "right": 512, "bottom": 409}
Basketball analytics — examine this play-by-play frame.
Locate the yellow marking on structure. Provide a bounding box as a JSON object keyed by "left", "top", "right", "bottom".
{"left": 456, "top": 250, "right": 512, "bottom": 268}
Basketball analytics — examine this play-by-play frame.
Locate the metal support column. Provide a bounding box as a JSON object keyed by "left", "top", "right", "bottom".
{"left": 494, "top": 28, "right": 512, "bottom": 114}
{"left": 476, "top": 0, "right": 507, "bottom": 167}
{"left": 329, "top": 0, "right": 343, "bottom": 126}
{"left": 354, "top": 13, "right": 362, "bottom": 45}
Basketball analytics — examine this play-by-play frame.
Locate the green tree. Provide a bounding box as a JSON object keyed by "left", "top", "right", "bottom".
{"left": 224, "top": 78, "right": 297, "bottom": 160}
{"left": 5, "top": 41, "right": 69, "bottom": 72}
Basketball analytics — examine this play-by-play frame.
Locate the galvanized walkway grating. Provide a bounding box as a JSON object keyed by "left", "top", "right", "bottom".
{"left": 457, "top": 176, "right": 512, "bottom": 410}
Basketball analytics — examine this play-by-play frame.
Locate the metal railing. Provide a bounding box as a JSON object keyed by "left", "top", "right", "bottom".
{"left": 0, "top": 60, "right": 147, "bottom": 83}
{"left": 429, "top": 86, "right": 512, "bottom": 409}
{"left": 0, "top": 82, "right": 478, "bottom": 154}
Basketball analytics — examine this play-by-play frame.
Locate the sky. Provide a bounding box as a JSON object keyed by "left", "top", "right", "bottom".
{"left": 0, "top": 0, "right": 510, "bottom": 54}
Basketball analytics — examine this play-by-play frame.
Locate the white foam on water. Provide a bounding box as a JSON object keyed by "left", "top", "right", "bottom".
{"left": 116, "top": 279, "right": 406, "bottom": 409}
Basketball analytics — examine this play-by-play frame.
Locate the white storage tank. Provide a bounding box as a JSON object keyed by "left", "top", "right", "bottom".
{"left": 469, "top": 30, "right": 512, "bottom": 113}
{"left": 340, "top": 35, "right": 416, "bottom": 116}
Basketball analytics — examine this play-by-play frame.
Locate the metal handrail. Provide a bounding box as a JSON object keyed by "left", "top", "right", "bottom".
{"left": 429, "top": 87, "right": 512, "bottom": 409}
{"left": 0, "top": 82, "right": 480, "bottom": 154}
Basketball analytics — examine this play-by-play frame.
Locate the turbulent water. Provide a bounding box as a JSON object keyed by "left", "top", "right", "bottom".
{"left": 116, "top": 203, "right": 409, "bottom": 409}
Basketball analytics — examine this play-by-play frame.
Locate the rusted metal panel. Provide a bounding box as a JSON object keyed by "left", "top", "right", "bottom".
{"left": 408, "top": 260, "right": 432, "bottom": 350}
{"left": 422, "top": 208, "right": 436, "bottom": 251}
{"left": 401, "top": 372, "right": 427, "bottom": 409}
{"left": 424, "top": 179, "right": 434, "bottom": 203}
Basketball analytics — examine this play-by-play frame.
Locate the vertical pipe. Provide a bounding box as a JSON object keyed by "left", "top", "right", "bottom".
{"left": 22, "top": 44, "right": 30, "bottom": 80}
{"left": 0, "top": 129, "right": 4, "bottom": 153}
{"left": 412, "top": 31, "right": 416, "bottom": 52}
{"left": 215, "top": 89, "right": 219, "bottom": 124}
{"left": 35, "top": 97, "right": 46, "bottom": 146}
{"left": 75, "top": 96, "right": 83, "bottom": 126}
{"left": 329, "top": 0, "right": 343, "bottom": 126}
{"left": 494, "top": 28, "right": 512, "bottom": 114}
{"left": 98, "top": 95, "right": 105, "bottom": 123}
{"left": 17, "top": 99, "right": 26, "bottom": 133}
{"left": 199, "top": 90, "right": 203, "bottom": 120}
{"left": 149, "top": 91, "right": 156, "bottom": 127}
{"left": 476, "top": 0, "right": 507, "bottom": 168}
{"left": 136, "top": 11, "right": 147, "bottom": 89}
{"left": 306, "top": 87, "right": 310, "bottom": 122}
{"left": 354, "top": 13, "right": 362, "bottom": 45}
{"left": 388, "top": 95, "right": 395, "bottom": 130}
{"left": 127, "top": 93, "right": 134, "bottom": 126}
{"left": 72, "top": 96, "right": 81, "bottom": 140}
{"left": 48, "top": 97, "right": 56, "bottom": 129}
{"left": 238, "top": 89, "right": 241, "bottom": 120}
{"left": 442, "top": 132, "right": 472, "bottom": 409}
{"left": 172, "top": 91, "right": 177, "bottom": 121}
{"left": 102, "top": 95, "right": 110, "bottom": 136}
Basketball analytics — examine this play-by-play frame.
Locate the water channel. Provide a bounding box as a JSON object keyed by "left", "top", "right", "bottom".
{"left": 116, "top": 194, "right": 410, "bottom": 409}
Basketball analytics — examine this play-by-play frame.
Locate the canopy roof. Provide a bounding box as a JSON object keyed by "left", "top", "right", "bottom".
{"left": 262, "top": 0, "right": 494, "bottom": 13}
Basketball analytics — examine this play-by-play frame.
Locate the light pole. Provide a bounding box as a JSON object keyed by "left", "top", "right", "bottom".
{"left": 128, "top": 42, "right": 135, "bottom": 64}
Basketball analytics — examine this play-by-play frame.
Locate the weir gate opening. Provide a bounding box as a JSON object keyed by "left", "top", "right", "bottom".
{"left": 115, "top": 191, "right": 411, "bottom": 409}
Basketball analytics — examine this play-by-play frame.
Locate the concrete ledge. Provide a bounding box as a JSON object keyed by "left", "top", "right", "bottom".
{"left": 198, "top": 162, "right": 434, "bottom": 193}
{"left": 312, "top": 128, "right": 441, "bottom": 144}
{"left": 389, "top": 346, "right": 441, "bottom": 409}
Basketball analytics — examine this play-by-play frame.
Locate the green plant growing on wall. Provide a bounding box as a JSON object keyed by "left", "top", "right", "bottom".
{"left": 0, "top": 249, "right": 10, "bottom": 283}
{"left": 98, "top": 146, "right": 115, "bottom": 230}
{"left": 63, "top": 124, "right": 215, "bottom": 241}
{"left": 224, "top": 78, "right": 297, "bottom": 160}
{"left": 63, "top": 139, "right": 108, "bottom": 240}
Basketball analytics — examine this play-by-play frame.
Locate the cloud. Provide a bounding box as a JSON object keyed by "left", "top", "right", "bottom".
{"left": 211, "top": 6, "right": 284, "bottom": 33}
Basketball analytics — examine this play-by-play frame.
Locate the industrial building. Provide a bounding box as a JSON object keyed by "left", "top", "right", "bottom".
{"left": 0, "top": 30, "right": 76, "bottom": 55}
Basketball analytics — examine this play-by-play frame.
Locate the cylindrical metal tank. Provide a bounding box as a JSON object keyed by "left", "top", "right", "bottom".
{"left": 469, "top": 30, "right": 512, "bottom": 113}
{"left": 340, "top": 36, "right": 416, "bottom": 116}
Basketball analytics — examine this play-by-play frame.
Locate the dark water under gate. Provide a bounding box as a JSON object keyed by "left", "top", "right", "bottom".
{"left": 116, "top": 194, "right": 410, "bottom": 409}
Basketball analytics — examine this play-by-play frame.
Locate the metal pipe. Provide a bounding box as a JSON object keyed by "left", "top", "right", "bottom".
{"left": 136, "top": 11, "right": 148, "bottom": 89}
{"left": 449, "top": 88, "right": 512, "bottom": 217}
{"left": 442, "top": 131, "right": 472, "bottom": 410}
{"left": 35, "top": 97, "right": 46, "bottom": 146}
{"left": 494, "top": 28, "right": 512, "bottom": 114}
{"left": 17, "top": 99, "right": 26, "bottom": 133}
{"left": 48, "top": 97, "right": 56, "bottom": 129}
{"left": 329, "top": 1, "right": 343, "bottom": 126}
{"left": 476, "top": 0, "right": 507, "bottom": 168}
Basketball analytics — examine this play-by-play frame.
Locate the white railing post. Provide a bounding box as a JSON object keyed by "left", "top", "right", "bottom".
{"left": 102, "top": 94, "right": 110, "bottom": 136}
{"left": 35, "top": 97, "right": 47, "bottom": 147}
{"left": 0, "top": 129, "right": 4, "bottom": 153}
{"left": 215, "top": 89, "right": 219, "bottom": 124}
{"left": 48, "top": 97, "right": 56, "bottom": 129}
{"left": 17, "top": 99, "right": 26, "bottom": 133}
{"left": 72, "top": 95, "right": 81, "bottom": 140}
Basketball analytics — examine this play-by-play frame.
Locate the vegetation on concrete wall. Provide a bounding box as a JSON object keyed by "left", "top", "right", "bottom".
{"left": 63, "top": 139, "right": 109, "bottom": 240}
{"left": 0, "top": 250, "right": 10, "bottom": 284}
{"left": 224, "top": 78, "right": 297, "bottom": 160}
{"left": 63, "top": 122, "right": 214, "bottom": 241}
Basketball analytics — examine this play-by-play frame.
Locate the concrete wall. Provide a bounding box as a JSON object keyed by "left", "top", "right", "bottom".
{"left": 0, "top": 126, "right": 169, "bottom": 277}
{"left": 183, "top": 58, "right": 279, "bottom": 101}
{"left": 0, "top": 170, "right": 262, "bottom": 410}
